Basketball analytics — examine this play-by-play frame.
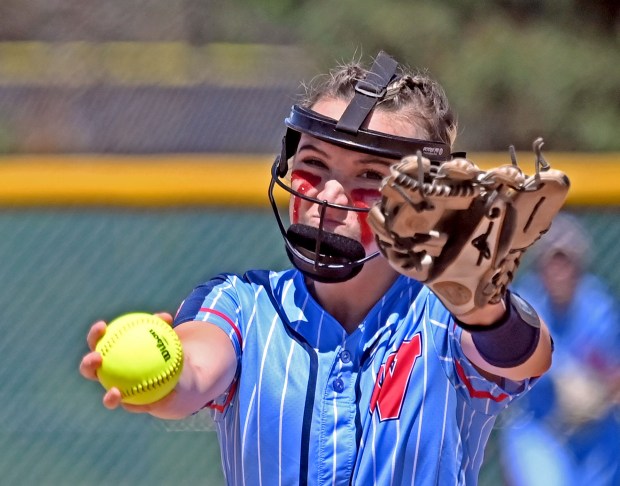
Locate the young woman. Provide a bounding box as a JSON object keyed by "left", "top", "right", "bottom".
{"left": 81, "top": 52, "right": 553, "bottom": 485}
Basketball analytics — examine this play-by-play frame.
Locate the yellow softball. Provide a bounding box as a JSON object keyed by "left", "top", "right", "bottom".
{"left": 95, "top": 312, "right": 184, "bottom": 405}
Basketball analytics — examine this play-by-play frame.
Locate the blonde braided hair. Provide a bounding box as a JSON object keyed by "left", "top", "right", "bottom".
{"left": 301, "top": 58, "right": 457, "bottom": 149}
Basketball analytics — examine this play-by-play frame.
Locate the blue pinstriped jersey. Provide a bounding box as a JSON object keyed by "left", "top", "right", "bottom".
{"left": 175, "top": 269, "right": 535, "bottom": 486}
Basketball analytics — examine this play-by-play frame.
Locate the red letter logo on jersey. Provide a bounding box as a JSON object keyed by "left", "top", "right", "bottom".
{"left": 369, "top": 334, "right": 422, "bottom": 421}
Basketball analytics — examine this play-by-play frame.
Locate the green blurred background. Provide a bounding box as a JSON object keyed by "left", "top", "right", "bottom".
{"left": 0, "top": 1, "right": 618, "bottom": 485}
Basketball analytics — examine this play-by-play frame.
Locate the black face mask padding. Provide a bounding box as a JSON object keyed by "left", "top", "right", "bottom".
{"left": 285, "top": 224, "right": 366, "bottom": 283}
{"left": 287, "top": 224, "right": 365, "bottom": 261}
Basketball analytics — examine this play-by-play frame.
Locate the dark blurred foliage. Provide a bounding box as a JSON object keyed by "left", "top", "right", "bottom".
{"left": 0, "top": 0, "right": 618, "bottom": 152}
{"left": 255, "top": 0, "right": 620, "bottom": 151}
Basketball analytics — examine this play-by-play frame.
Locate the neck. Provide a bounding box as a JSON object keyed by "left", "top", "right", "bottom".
{"left": 307, "top": 258, "right": 399, "bottom": 333}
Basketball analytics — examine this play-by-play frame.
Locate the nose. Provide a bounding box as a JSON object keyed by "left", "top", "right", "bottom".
{"left": 317, "top": 179, "right": 350, "bottom": 207}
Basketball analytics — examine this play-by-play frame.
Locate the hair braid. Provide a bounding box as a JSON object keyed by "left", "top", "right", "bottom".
{"left": 300, "top": 58, "right": 457, "bottom": 149}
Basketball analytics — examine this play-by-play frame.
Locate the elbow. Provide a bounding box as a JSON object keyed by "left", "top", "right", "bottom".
{"left": 504, "top": 331, "right": 554, "bottom": 381}
{"left": 531, "top": 334, "right": 553, "bottom": 377}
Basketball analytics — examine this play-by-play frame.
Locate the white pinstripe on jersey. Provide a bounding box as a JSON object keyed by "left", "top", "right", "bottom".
{"left": 174, "top": 269, "right": 537, "bottom": 485}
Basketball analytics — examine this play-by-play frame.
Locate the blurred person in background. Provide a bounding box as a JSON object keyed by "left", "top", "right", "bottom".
{"left": 499, "top": 212, "right": 620, "bottom": 486}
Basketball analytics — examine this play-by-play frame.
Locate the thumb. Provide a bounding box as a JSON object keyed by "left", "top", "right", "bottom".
{"left": 155, "top": 312, "right": 173, "bottom": 326}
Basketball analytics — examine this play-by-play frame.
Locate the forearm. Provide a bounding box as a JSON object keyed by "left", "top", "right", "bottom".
{"left": 135, "top": 322, "right": 237, "bottom": 419}
{"left": 461, "top": 320, "right": 552, "bottom": 381}
{"left": 458, "top": 294, "right": 553, "bottom": 381}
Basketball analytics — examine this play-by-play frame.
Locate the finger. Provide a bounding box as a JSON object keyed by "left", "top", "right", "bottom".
{"left": 86, "top": 320, "right": 107, "bottom": 351}
{"left": 102, "top": 388, "right": 159, "bottom": 414}
{"left": 79, "top": 351, "right": 103, "bottom": 381}
{"left": 102, "top": 388, "right": 123, "bottom": 410}
{"left": 155, "top": 312, "right": 173, "bottom": 326}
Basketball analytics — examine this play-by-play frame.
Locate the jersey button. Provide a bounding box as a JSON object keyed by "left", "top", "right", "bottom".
{"left": 333, "top": 378, "right": 345, "bottom": 393}
{"left": 340, "top": 350, "right": 352, "bottom": 363}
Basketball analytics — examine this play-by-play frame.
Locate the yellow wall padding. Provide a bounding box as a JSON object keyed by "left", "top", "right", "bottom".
{"left": 0, "top": 153, "right": 617, "bottom": 207}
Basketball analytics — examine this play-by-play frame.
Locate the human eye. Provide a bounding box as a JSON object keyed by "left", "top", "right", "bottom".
{"left": 359, "top": 161, "right": 391, "bottom": 181}
{"left": 359, "top": 169, "right": 386, "bottom": 181}
{"left": 299, "top": 157, "right": 329, "bottom": 170}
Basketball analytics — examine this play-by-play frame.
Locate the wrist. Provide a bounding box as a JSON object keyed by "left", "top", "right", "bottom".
{"left": 453, "top": 300, "right": 508, "bottom": 331}
{"left": 455, "top": 291, "right": 543, "bottom": 368}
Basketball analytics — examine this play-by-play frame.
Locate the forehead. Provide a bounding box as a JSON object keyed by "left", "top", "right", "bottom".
{"left": 311, "top": 97, "right": 423, "bottom": 140}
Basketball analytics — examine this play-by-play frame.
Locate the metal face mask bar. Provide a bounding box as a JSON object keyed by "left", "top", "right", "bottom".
{"left": 269, "top": 51, "right": 452, "bottom": 283}
{"left": 268, "top": 162, "right": 377, "bottom": 283}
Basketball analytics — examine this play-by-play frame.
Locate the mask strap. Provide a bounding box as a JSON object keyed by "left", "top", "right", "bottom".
{"left": 335, "top": 51, "right": 399, "bottom": 134}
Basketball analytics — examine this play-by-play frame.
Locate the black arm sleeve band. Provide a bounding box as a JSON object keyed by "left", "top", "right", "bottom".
{"left": 455, "top": 291, "right": 542, "bottom": 368}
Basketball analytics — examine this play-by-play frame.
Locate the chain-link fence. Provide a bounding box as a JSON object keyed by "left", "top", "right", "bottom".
{"left": 0, "top": 42, "right": 312, "bottom": 154}
{"left": 0, "top": 207, "right": 290, "bottom": 485}
{"left": 0, "top": 205, "right": 617, "bottom": 484}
